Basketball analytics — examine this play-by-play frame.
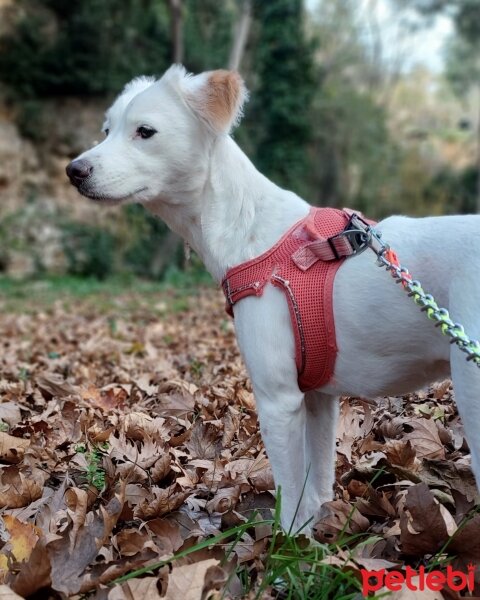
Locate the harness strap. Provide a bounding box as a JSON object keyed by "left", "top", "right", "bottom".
{"left": 291, "top": 208, "right": 375, "bottom": 271}
{"left": 292, "top": 234, "right": 355, "bottom": 270}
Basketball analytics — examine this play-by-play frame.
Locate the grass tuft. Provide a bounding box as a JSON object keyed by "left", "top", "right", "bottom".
{"left": 112, "top": 492, "right": 364, "bottom": 599}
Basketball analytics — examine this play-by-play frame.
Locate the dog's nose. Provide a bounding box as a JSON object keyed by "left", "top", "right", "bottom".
{"left": 66, "top": 159, "right": 93, "bottom": 186}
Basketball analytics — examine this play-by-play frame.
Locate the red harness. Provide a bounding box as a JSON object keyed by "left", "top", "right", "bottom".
{"left": 222, "top": 207, "right": 373, "bottom": 392}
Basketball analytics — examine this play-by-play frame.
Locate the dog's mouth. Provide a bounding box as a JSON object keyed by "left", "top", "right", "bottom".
{"left": 76, "top": 185, "right": 148, "bottom": 205}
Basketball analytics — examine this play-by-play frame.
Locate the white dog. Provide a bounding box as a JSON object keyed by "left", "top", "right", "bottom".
{"left": 67, "top": 66, "right": 480, "bottom": 532}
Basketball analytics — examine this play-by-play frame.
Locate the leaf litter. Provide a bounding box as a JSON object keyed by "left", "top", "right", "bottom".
{"left": 0, "top": 287, "right": 478, "bottom": 597}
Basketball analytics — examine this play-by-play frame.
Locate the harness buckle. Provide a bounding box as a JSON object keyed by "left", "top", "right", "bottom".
{"left": 335, "top": 213, "right": 388, "bottom": 259}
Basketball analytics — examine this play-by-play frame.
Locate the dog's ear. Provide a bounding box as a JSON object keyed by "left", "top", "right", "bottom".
{"left": 182, "top": 69, "right": 248, "bottom": 134}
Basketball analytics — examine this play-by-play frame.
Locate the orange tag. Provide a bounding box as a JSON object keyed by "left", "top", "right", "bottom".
{"left": 385, "top": 248, "right": 400, "bottom": 267}
{"left": 385, "top": 248, "right": 411, "bottom": 287}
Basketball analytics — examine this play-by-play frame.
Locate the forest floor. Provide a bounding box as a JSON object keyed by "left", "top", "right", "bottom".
{"left": 0, "top": 278, "right": 479, "bottom": 599}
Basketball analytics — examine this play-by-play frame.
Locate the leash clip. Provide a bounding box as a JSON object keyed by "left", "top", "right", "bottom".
{"left": 331, "top": 213, "right": 379, "bottom": 258}
{"left": 344, "top": 213, "right": 389, "bottom": 259}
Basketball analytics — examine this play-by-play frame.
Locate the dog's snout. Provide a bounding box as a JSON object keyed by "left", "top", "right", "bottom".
{"left": 66, "top": 159, "right": 93, "bottom": 186}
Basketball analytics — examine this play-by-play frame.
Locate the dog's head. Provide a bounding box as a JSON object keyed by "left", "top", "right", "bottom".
{"left": 66, "top": 65, "right": 248, "bottom": 204}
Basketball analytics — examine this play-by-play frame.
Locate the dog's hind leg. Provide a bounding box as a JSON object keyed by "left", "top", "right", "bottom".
{"left": 449, "top": 277, "right": 480, "bottom": 490}
{"left": 304, "top": 392, "right": 339, "bottom": 521}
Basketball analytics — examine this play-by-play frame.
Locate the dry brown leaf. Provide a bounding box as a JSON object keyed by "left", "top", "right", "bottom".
{"left": 164, "top": 559, "right": 220, "bottom": 600}
{"left": 221, "top": 409, "right": 241, "bottom": 449}
{"left": 114, "top": 528, "right": 156, "bottom": 557}
{"left": 349, "top": 537, "right": 398, "bottom": 570}
{"left": 422, "top": 460, "right": 478, "bottom": 502}
{"left": 135, "top": 485, "right": 190, "bottom": 520}
{"left": 36, "top": 373, "right": 78, "bottom": 398}
{"left": 7, "top": 538, "right": 51, "bottom": 598}
{"left": 0, "top": 403, "right": 22, "bottom": 428}
{"left": 384, "top": 440, "right": 417, "bottom": 469}
{"left": 400, "top": 483, "right": 452, "bottom": 556}
{"left": 146, "top": 518, "right": 184, "bottom": 556}
{"left": 201, "top": 563, "right": 229, "bottom": 596}
{"left": 123, "top": 412, "right": 169, "bottom": 442}
{"left": 378, "top": 416, "right": 406, "bottom": 439}
{"left": 226, "top": 453, "right": 274, "bottom": 491}
{"left": 449, "top": 513, "right": 480, "bottom": 563}
{"left": 0, "top": 433, "right": 30, "bottom": 464}
{"left": 0, "top": 516, "right": 40, "bottom": 580}
{"left": 155, "top": 391, "right": 196, "bottom": 417}
{"left": 336, "top": 401, "right": 363, "bottom": 463}
{"left": 355, "top": 487, "right": 396, "bottom": 518}
{"left": 81, "top": 385, "right": 125, "bottom": 412}
{"left": 205, "top": 486, "right": 241, "bottom": 514}
{"left": 64, "top": 487, "right": 89, "bottom": 552}
{"left": 109, "top": 432, "right": 165, "bottom": 482}
{"left": 403, "top": 418, "right": 445, "bottom": 460}
{"left": 108, "top": 576, "right": 162, "bottom": 600}
{"left": 0, "top": 466, "right": 46, "bottom": 509}
{"left": 185, "top": 421, "right": 221, "bottom": 460}
{"left": 432, "top": 379, "right": 451, "bottom": 400}
{"left": 47, "top": 486, "right": 125, "bottom": 595}
{"left": 151, "top": 453, "right": 171, "bottom": 483}
{"left": 314, "top": 500, "right": 370, "bottom": 543}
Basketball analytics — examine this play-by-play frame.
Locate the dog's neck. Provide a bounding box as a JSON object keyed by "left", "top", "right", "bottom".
{"left": 145, "top": 136, "right": 309, "bottom": 281}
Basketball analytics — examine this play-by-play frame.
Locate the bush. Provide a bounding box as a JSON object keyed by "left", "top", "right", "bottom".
{"left": 424, "top": 166, "right": 479, "bottom": 214}
{"left": 121, "top": 204, "right": 172, "bottom": 279}
{"left": 61, "top": 221, "right": 118, "bottom": 280}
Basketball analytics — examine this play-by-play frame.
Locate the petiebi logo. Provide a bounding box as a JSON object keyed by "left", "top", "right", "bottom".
{"left": 361, "top": 564, "right": 476, "bottom": 596}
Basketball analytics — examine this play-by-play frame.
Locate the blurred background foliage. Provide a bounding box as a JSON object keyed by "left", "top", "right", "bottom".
{"left": 0, "top": 0, "right": 479, "bottom": 281}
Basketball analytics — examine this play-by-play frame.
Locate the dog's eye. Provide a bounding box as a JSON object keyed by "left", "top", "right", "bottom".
{"left": 104, "top": 128, "right": 110, "bottom": 137}
{"left": 137, "top": 126, "right": 157, "bottom": 139}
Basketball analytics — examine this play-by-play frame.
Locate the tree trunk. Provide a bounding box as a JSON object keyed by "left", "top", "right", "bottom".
{"left": 228, "top": 0, "right": 252, "bottom": 71}
{"left": 168, "top": 0, "right": 184, "bottom": 64}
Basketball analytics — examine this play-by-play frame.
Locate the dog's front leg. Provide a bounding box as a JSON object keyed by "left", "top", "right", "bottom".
{"left": 233, "top": 286, "right": 312, "bottom": 532}
{"left": 254, "top": 384, "right": 309, "bottom": 532}
{"left": 304, "top": 391, "right": 339, "bottom": 521}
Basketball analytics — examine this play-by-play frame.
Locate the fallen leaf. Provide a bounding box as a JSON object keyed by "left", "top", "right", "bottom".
{"left": 114, "top": 528, "right": 156, "bottom": 557}
{"left": 403, "top": 418, "right": 445, "bottom": 460}
{"left": 123, "top": 412, "right": 169, "bottom": 442}
{"left": 135, "top": 485, "right": 190, "bottom": 520}
{"left": 47, "top": 485, "right": 125, "bottom": 594}
{"left": 146, "top": 518, "right": 184, "bottom": 556}
{"left": 314, "top": 500, "right": 370, "bottom": 543}
{"left": 151, "top": 453, "right": 171, "bottom": 483}
{"left": 384, "top": 440, "right": 417, "bottom": 470}
{"left": 0, "top": 404, "right": 21, "bottom": 428}
{"left": 400, "top": 483, "right": 451, "bottom": 555}
{"left": 7, "top": 538, "right": 51, "bottom": 598}
{"left": 108, "top": 576, "right": 162, "bottom": 600}
{"left": 0, "top": 433, "right": 30, "bottom": 464}
{"left": 0, "top": 466, "right": 46, "bottom": 509}
{"left": 0, "top": 516, "right": 40, "bottom": 580}
{"left": 164, "top": 559, "right": 219, "bottom": 600}
{"left": 185, "top": 421, "right": 220, "bottom": 460}
{"left": 205, "top": 486, "right": 241, "bottom": 514}
{"left": 449, "top": 513, "right": 480, "bottom": 563}
{"left": 36, "top": 373, "right": 78, "bottom": 398}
